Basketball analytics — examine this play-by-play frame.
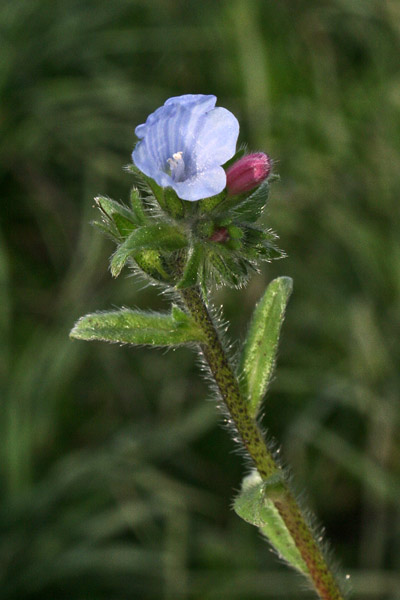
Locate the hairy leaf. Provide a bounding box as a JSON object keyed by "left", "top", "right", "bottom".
{"left": 240, "top": 276, "right": 293, "bottom": 417}
{"left": 70, "top": 307, "right": 206, "bottom": 346}
{"left": 234, "top": 471, "right": 309, "bottom": 575}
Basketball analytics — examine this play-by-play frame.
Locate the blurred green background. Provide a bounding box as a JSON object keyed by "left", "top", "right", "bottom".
{"left": 1, "top": 0, "right": 400, "bottom": 598}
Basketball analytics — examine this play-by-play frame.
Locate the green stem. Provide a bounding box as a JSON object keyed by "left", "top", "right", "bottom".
{"left": 180, "top": 285, "right": 345, "bottom": 600}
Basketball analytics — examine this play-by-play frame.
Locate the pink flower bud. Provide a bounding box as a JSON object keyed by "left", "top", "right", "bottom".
{"left": 226, "top": 152, "right": 271, "bottom": 195}
{"left": 209, "top": 227, "right": 229, "bottom": 243}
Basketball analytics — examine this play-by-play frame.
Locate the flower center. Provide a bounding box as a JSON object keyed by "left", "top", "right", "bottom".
{"left": 167, "top": 151, "right": 186, "bottom": 182}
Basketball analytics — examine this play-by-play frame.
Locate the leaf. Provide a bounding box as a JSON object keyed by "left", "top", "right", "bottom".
{"left": 110, "top": 224, "right": 187, "bottom": 277}
{"left": 240, "top": 276, "right": 293, "bottom": 417}
{"left": 234, "top": 471, "right": 309, "bottom": 575}
{"left": 70, "top": 307, "right": 206, "bottom": 346}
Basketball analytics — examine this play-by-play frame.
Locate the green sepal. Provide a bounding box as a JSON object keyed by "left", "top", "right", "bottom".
{"left": 112, "top": 213, "right": 136, "bottom": 237}
{"left": 176, "top": 244, "right": 204, "bottom": 289}
{"left": 241, "top": 226, "right": 284, "bottom": 262}
{"left": 133, "top": 249, "right": 171, "bottom": 283}
{"left": 92, "top": 219, "right": 120, "bottom": 242}
{"left": 209, "top": 250, "right": 249, "bottom": 288}
{"left": 199, "top": 191, "right": 227, "bottom": 214}
{"left": 231, "top": 180, "right": 270, "bottom": 223}
{"left": 130, "top": 187, "right": 147, "bottom": 225}
{"left": 234, "top": 471, "right": 309, "bottom": 576}
{"left": 227, "top": 225, "right": 244, "bottom": 240}
{"left": 166, "top": 189, "right": 186, "bottom": 218}
{"left": 95, "top": 196, "right": 138, "bottom": 226}
{"left": 161, "top": 188, "right": 184, "bottom": 219}
{"left": 126, "top": 164, "right": 167, "bottom": 210}
{"left": 110, "top": 224, "right": 188, "bottom": 277}
{"left": 94, "top": 195, "right": 145, "bottom": 242}
{"left": 239, "top": 276, "right": 293, "bottom": 417}
{"left": 222, "top": 147, "right": 246, "bottom": 170}
{"left": 70, "top": 306, "right": 206, "bottom": 346}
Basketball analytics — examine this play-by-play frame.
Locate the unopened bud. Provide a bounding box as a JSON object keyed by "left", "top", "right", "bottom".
{"left": 209, "top": 227, "right": 229, "bottom": 243}
{"left": 226, "top": 153, "right": 271, "bottom": 195}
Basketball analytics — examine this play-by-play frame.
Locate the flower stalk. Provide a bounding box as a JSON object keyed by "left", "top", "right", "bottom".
{"left": 180, "top": 284, "right": 345, "bottom": 600}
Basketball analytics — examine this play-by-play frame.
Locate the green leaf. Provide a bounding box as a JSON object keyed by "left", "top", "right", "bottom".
{"left": 70, "top": 307, "right": 206, "bottom": 346}
{"left": 234, "top": 471, "right": 309, "bottom": 575}
{"left": 110, "top": 224, "right": 187, "bottom": 277}
{"left": 240, "top": 276, "right": 293, "bottom": 417}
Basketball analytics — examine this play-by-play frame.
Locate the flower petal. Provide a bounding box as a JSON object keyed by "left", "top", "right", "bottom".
{"left": 171, "top": 166, "right": 227, "bottom": 201}
{"left": 165, "top": 94, "right": 216, "bottom": 112}
{"left": 193, "top": 107, "right": 239, "bottom": 169}
{"left": 135, "top": 95, "right": 216, "bottom": 139}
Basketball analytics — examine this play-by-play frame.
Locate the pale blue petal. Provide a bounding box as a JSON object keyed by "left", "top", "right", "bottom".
{"left": 132, "top": 138, "right": 170, "bottom": 186}
{"left": 165, "top": 94, "right": 216, "bottom": 112}
{"left": 171, "top": 166, "right": 227, "bottom": 201}
{"left": 193, "top": 107, "right": 239, "bottom": 169}
{"left": 133, "top": 103, "right": 195, "bottom": 175}
{"left": 135, "top": 95, "right": 216, "bottom": 139}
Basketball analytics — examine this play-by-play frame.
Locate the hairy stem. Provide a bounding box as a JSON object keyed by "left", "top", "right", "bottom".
{"left": 180, "top": 285, "right": 345, "bottom": 600}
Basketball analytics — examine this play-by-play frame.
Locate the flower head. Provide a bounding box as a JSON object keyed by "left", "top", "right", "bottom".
{"left": 226, "top": 153, "right": 271, "bottom": 195}
{"left": 132, "top": 94, "right": 239, "bottom": 201}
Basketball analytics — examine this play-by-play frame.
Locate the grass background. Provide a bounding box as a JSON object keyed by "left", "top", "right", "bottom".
{"left": 1, "top": 0, "right": 400, "bottom": 598}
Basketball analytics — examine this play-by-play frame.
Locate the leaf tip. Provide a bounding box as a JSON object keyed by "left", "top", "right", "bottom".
{"left": 272, "top": 275, "right": 293, "bottom": 295}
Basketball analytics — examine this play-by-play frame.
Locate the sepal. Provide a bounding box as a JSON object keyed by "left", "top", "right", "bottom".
{"left": 222, "top": 147, "right": 246, "bottom": 171}
{"left": 94, "top": 195, "right": 140, "bottom": 241}
{"left": 110, "top": 223, "right": 187, "bottom": 277}
{"left": 130, "top": 187, "right": 147, "bottom": 225}
{"left": 231, "top": 180, "right": 270, "bottom": 223}
{"left": 176, "top": 244, "right": 204, "bottom": 289}
{"left": 133, "top": 249, "right": 171, "bottom": 283}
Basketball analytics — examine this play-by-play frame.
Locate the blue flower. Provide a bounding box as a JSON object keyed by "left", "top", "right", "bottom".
{"left": 132, "top": 94, "right": 239, "bottom": 202}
